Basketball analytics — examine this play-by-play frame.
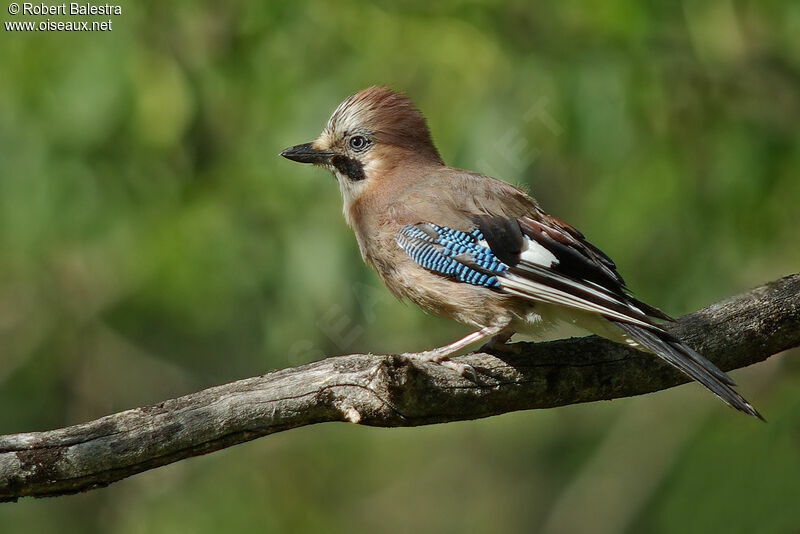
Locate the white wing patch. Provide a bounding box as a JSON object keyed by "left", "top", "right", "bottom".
{"left": 624, "top": 337, "right": 642, "bottom": 349}
{"left": 518, "top": 237, "right": 559, "bottom": 267}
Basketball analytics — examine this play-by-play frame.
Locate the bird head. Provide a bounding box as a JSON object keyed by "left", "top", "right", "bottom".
{"left": 280, "top": 86, "right": 443, "bottom": 207}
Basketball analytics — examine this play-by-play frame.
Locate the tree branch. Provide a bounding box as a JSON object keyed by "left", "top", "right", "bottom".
{"left": 1, "top": 274, "right": 798, "bottom": 502}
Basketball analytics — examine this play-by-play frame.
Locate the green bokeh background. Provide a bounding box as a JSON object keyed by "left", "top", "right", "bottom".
{"left": 2, "top": 1, "right": 799, "bottom": 532}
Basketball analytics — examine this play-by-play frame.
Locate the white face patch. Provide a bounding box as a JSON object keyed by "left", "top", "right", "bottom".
{"left": 333, "top": 165, "right": 369, "bottom": 201}
{"left": 519, "top": 237, "right": 559, "bottom": 267}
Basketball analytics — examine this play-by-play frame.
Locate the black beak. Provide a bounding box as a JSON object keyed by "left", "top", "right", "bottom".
{"left": 279, "top": 142, "right": 333, "bottom": 164}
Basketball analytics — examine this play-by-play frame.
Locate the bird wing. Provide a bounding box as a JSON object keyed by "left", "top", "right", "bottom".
{"left": 396, "top": 208, "right": 760, "bottom": 418}
{"left": 396, "top": 209, "right": 664, "bottom": 329}
{"left": 395, "top": 223, "right": 509, "bottom": 289}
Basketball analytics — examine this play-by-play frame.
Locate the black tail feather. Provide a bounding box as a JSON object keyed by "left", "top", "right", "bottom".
{"left": 653, "top": 328, "right": 737, "bottom": 387}
{"left": 612, "top": 320, "right": 763, "bottom": 420}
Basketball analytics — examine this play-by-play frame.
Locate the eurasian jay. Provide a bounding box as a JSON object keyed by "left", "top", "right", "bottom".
{"left": 281, "top": 86, "right": 760, "bottom": 419}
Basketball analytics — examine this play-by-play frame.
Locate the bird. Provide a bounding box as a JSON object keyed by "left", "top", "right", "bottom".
{"left": 280, "top": 85, "right": 761, "bottom": 419}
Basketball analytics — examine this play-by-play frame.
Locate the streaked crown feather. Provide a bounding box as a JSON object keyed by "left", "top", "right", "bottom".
{"left": 326, "top": 86, "right": 442, "bottom": 163}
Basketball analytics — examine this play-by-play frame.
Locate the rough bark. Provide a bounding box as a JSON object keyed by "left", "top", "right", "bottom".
{"left": 1, "top": 274, "right": 798, "bottom": 502}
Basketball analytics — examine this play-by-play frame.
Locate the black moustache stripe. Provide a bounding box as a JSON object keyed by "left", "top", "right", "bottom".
{"left": 331, "top": 155, "right": 365, "bottom": 181}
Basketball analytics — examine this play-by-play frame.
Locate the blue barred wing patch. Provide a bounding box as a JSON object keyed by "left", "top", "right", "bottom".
{"left": 396, "top": 224, "right": 508, "bottom": 288}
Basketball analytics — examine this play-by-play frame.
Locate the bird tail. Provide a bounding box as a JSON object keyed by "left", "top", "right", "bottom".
{"left": 611, "top": 320, "right": 763, "bottom": 420}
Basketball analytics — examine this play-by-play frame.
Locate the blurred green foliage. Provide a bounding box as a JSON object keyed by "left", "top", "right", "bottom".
{"left": 1, "top": 0, "right": 799, "bottom": 532}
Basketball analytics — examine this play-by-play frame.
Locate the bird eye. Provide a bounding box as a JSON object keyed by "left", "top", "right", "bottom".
{"left": 348, "top": 135, "right": 369, "bottom": 151}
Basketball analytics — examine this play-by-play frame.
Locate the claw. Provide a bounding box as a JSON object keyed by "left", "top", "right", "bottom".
{"left": 479, "top": 330, "right": 520, "bottom": 354}
{"left": 441, "top": 360, "right": 477, "bottom": 380}
{"left": 397, "top": 324, "right": 507, "bottom": 381}
{"left": 399, "top": 353, "right": 478, "bottom": 381}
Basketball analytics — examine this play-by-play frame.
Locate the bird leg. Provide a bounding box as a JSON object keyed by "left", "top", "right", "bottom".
{"left": 402, "top": 325, "right": 506, "bottom": 376}
{"left": 479, "top": 330, "right": 520, "bottom": 354}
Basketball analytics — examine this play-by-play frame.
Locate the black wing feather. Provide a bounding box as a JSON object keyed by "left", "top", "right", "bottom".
{"left": 472, "top": 215, "right": 524, "bottom": 266}
{"left": 473, "top": 211, "right": 758, "bottom": 418}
